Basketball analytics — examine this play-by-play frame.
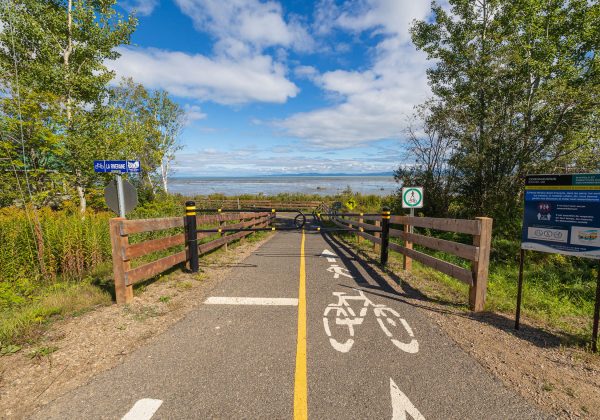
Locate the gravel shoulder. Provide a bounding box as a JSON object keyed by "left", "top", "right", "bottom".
{"left": 0, "top": 233, "right": 274, "bottom": 419}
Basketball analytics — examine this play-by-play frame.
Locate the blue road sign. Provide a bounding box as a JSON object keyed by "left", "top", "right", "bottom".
{"left": 521, "top": 174, "right": 600, "bottom": 259}
{"left": 94, "top": 160, "right": 141, "bottom": 174}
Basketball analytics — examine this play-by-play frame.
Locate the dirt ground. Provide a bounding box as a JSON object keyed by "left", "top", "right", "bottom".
{"left": 0, "top": 234, "right": 275, "bottom": 419}
{"left": 338, "top": 236, "right": 600, "bottom": 420}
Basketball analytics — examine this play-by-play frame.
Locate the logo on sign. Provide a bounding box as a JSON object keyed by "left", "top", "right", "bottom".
{"left": 127, "top": 160, "right": 140, "bottom": 171}
{"left": 527, "top": 227, "right": 568, "bottom": 243}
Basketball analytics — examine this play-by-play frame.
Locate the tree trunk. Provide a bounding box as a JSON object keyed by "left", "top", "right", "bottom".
{"left": 74, "top": 167, "right": 86, "bottom": 214}
{"left": 77, "top": 184, "right": 86, "bottom": 214}
{"left": 146, "top": 171, "right": 156, "bottom": 196}
{"left": 161, "top": 160, "right": 169, "bottom": 193}
{"left": 65, "top": 0, "right": 73, "bottom": 122}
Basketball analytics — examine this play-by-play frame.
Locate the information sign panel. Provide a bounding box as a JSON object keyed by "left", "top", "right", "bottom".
{"left": 94, "top": 160, "right": 140, "bottom": 173}
{"left": 521, "top": 174, "right": 600, "bottom": 259}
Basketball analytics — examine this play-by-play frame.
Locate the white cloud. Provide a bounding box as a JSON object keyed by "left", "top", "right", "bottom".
{"left": 173, "top": 0, "right": 314, "bottom": 53}
{"left": 277, "top": 0, "right": 432, "bottom": 148}
{"left": 294, "top": 65, "right": 318, "bottom": 80}
{"left": 109, "top": 47, "right": 299, "bottom": 104}
{"left": 183, "top": 104, "right": 207, "bottom": 123}
{"left": 174, "top": 147, "right": 400, "bottom": 176}
{"left": 121, "top": 0, "right": 159, "bottom": 16}
{"left": 336, "top": 0, "right": 429, "bottom": 42}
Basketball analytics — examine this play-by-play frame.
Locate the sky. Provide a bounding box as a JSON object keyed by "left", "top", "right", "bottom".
{"left": 110, "top": 0, "right": 436, "bottom": 177}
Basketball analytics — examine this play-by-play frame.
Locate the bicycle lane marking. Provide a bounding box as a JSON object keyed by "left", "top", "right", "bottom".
{"left": 313, "top": 242, "right": 425, "bottom": 418}
{"left": 319, "top": 249, "right": 419, "bottom": 354}
{"left": 294, "top": 229, "right": 308, "bottom": 420}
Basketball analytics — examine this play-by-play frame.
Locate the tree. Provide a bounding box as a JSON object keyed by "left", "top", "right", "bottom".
{"left": 394, "top": 102, "right": 457, "bottom": 217}
{"left": 149, "top": 91, "right": 184, "bottom": 194}
{"left": 411, "top": 0, "right": 600, "bottom": 233}
{"left": 0, "top": 0, "right": 137, "bottom": 213}
{"left": 108, "top": 78, "right": 184, "bottom": 196}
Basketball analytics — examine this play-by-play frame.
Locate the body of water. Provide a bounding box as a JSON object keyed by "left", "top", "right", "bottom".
{"left": 169, "top": 176, "right": 398, "bottom": 196}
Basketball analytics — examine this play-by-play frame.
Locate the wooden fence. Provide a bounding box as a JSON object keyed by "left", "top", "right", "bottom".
{"left": 109, "top": 211, "right": 273, "bottom": 304}
{"left": 328, "top": 211, "right": 492, "bottom": 312}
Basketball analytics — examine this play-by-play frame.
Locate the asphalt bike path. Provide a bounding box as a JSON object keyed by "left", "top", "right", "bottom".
{"left": 32, "top": 218, "right": 544, "bottom": 419}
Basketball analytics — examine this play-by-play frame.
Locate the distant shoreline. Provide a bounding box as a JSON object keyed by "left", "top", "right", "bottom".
{"left": 169, "top": 173, "right": 394, "bottom": 179}
{"left": 168, "top": 175, "right": 398, "bottom": 197}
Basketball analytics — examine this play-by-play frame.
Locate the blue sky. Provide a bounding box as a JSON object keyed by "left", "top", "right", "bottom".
{"left": 111, "top": 0, "right": 435, "bottom": 176}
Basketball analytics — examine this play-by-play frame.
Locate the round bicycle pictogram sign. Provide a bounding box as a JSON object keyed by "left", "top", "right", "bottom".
{"left": 401, "top": 187, "right": 423, "bottom": 209}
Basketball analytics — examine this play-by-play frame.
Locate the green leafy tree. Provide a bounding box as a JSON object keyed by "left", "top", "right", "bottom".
{"left": 394, "top": 103, "right": 457, "bottom": 217}
{"left": 108, "top": 78, "right": 185, "bottom": 197}
{"left": 0, "top": 0, "right": 137, "bottom": 213}
{"left": 411, "top": 0, "right": 600, "bottom": 233}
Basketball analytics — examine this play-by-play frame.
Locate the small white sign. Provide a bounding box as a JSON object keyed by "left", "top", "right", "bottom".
{"left": 527, "top": 227, "right": 568, "bottom": 243}
{"left": 402, "top": 187, "right": 424, "bottom": 209}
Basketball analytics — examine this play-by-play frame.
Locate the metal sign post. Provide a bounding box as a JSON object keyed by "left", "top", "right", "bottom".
{"left": 593, "top": 262, "right": 600, "bottom": 352}
{"left": 116, "top": 174, "right": 126, "bottom": 218}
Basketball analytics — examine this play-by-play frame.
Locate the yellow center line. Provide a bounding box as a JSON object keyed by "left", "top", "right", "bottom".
{"left": 294, "top": 229, "right": 308, "bottom": 419}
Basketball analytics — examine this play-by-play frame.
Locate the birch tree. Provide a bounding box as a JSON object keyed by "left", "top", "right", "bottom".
{"left": 0, "top": 0, "right": 136, "bottom": 213}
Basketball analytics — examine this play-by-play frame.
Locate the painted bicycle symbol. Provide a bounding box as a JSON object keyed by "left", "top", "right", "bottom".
{"left": 323, "top": 289, "right": 419, "bottom": 354}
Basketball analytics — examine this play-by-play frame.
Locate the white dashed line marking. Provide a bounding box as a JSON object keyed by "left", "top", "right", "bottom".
{"left": 204, "top": 297, "right": 298, "bottom": 306}
{"left": 122, "top": 398, "right": 163, "bottom": 420}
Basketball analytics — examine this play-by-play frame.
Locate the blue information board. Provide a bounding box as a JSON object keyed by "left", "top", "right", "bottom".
{"left": 521, "top": 174, "right": 600, "bottom": 259}
{"left": 94, "top": 160, "right": 141, "bottom": 174}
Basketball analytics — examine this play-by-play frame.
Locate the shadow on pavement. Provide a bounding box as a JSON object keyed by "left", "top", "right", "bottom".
{"left": 320, "top": 232, "right": 582, "bottom": 349}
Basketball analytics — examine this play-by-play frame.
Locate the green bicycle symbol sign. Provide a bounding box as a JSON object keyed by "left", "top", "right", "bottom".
{"left": 402, "top": 187, "right": 423, "bottom": 209}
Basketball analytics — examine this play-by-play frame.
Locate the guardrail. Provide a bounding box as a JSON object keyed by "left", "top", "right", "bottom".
{"left": 319, "top": 208, "right": 493, "bottom": 312}
{"left": 110, "top": 206, "right": 273, "bottom": 304}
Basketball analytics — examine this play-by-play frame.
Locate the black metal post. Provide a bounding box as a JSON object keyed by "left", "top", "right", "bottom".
{"left": 380, "top": 207, "right": 391, "bottom": 266}
{"left": 515, "top": 248, "right": 525, "bottom": 330}
{"left": 592, "top": 260, "right": 600, "bottom": 352}
{"left": 185, "top": 201, "right": 199, "bottom": 273}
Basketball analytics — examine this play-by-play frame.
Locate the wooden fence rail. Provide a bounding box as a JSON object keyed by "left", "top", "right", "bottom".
{"left": 327, "top": 210, "right": 492, "bottom": 312}
{"left": 110, "top": 211, "right": 273, "bottom": 304}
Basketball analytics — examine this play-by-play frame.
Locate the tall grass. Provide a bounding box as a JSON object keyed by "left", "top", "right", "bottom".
{"left": 0, "top": 207, "right": 112, "bottom": 306}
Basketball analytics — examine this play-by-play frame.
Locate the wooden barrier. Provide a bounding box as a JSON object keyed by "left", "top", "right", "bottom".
{"left": 331, "top": 211, "right": 493, "bottom": 312}
{"left": 110, "top": 211, "right": 272, "bottom": 304}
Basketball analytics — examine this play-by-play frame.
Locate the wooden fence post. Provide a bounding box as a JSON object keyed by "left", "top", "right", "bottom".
{"left": 403, "top": 221, "right": 413, "bottom": 271}
{"left": 357, "top": 213, "right": 363, "bottom": 243}
{"left": 469, "top": 217, "right": 493, "bottom": 312}
{"left": 220, "top": 217, "right": 227, "bottom": 252}
{"left": 380, "top": 208, "right": 391, "bottom": 265}
{"left": 110, "top": 218, "right": 133, "bottom": 304}
{"left": 374, "top": 220, "right": 381, "bottom": 252}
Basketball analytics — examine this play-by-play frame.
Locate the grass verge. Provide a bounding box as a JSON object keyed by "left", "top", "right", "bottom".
{"left": 0, "top": 282, "right": 111, "bottom": 351}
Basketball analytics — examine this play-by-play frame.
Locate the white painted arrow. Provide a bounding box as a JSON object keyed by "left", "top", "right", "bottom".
{"left": 390, "top": 378, "right": 425, "bottom": 420}
{"left": 321, "top": 249, "right": 338, "bottom": 262}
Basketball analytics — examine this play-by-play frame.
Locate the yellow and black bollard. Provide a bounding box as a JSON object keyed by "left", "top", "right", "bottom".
{"left": 185, "top": 201, "right": 199, "bottom": 273}
{"left": 380, "top": 207, "right": 391, "bottom": 265}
